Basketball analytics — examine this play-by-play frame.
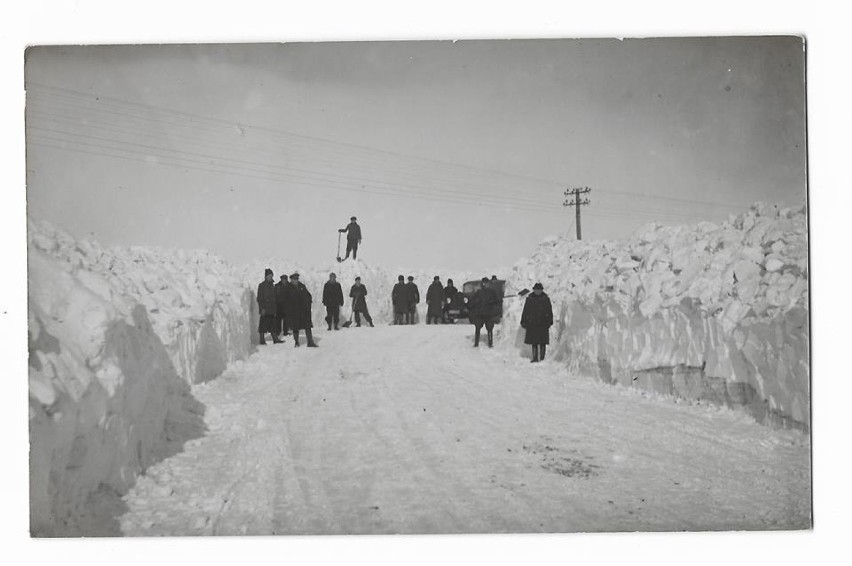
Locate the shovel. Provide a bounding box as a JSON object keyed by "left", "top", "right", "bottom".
{"left": 336, "top": 232, "right": 343, "bottom": 263}
{"left": 503, "top": 289, "right": 531, "bottom": 298}
{"left": 341, "top": 308, "right": 354, "bottom": 328}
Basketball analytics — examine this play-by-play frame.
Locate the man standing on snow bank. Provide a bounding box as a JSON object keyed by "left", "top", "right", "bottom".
{"left": 406, "top": 275, "right": 420, "bottom": 325}
{"left": 469, "top": 277, "right": 500, "bottom": 348}
{"left": 257, "top": 268, "right": 283, "bottom": 345}
{"left": 521, "top": 282, "right": 553, "bottom": 363}
{"left": 323, "top": 272, "right": 344, "bottom": 330}
{"left": 349, "top": 276, "right": 374, "bottom": 327}
{"left": 286, "top": 273, "right": 318, "bottom": 347}
{"left": 338, "top": 216, "right": 362, "bottom": 260}
{"left": 426, "top": 276, "right": 444, "bottom": 324}
{"left": 392, "top": 275, "right": 409, "bottom": 325}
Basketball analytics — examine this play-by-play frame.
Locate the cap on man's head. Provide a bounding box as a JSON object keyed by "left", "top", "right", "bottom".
{"left": 491, "top": 275, "right": 498, "bottom": 279}
{"left": 350, "top": 216, "right": 357, "bottom": 221}
{"left": 407, "top": 276, "right": 414, "bottom": 281}
{"left": 355, "top": 276, "right": 361, "bottom": 281}
{"left": 264, "top": 268, "right": 273, "bottom": 276}
{"left": 398, "top": 275, "right": 404, "bottom": 281}
{"left": 533, "top": 282, "right": 544, "bottom": 290}
{"left": 279, "top": 275, "right": 287, "bottom": 280}
{"left": 433, "top": 276, "right": 440, "bottom": 281}
{"left": 481, "top": 277, "right": 489, "bottom": 283}
{"left": 290, "top": 272, "right": 300, "bottom": 279}
{"left": 329, "top": 272, "right": 336, "bottom": 278}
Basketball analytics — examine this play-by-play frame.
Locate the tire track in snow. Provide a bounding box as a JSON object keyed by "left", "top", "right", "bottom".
{"left": 120, "top": 324, "right": 810, "bottom": 535}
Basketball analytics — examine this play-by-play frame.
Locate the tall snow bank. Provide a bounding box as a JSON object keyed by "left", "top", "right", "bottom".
{"left": 503, "top": 203, "right": 809, "bottom": 430}
{"left": 28, "top": 220, "right": 253, "bottom": 535}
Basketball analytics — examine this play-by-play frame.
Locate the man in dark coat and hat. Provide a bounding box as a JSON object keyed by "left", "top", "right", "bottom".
{"left": 338, "top": 216, "right": 363, "bottom": 260}
{"left": 426, "top": 276, "right": 444, "bottom": 325}
{"left": 322, "top": 272, "right": 344, "bottom": 330}
{"left": 275, "top": 274, "right": 290, "bottom": 338}
{"left": 286, "top": 273, "right": 318, "bottom": 347}
{"left": 521, "top": 282, "right": 554, "bottom": 362}
{"left": 406, "top": 275, "right": 420, "bottom": 325}
{"left": 468, "top": 277, "right": 500, "bottom": 347}
{"left": 349, "top": 276, "right": 375, "bottom": 327}
{"left": 257, "top": 268, "right": 283, "bottom": 345}
{"left": 391, "top": 275, "right": 409, "bottom": 325}
{"left": 443, "top": 278, "right": 458, "bottom": 323}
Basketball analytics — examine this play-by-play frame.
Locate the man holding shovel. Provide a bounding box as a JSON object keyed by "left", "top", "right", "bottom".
{"left": 338, "top": 216, "right": 362, "bottom": 261}
{"left": 347, "top": 276, "right": 374, "bottom": 327}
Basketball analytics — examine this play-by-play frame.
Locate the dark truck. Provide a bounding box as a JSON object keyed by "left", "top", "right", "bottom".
{"left": 446, "top": 279, "right": 507, "bottom": 322}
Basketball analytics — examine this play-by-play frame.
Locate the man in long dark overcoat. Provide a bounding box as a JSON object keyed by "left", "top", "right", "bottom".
{"left": 338, "top": 216, "right": 363, "bottom": 260}
{"left": 406, "top": 275, "right": 420, "bottom": 325}
{"left": 468, "top": 277, "right": 500, "bottom": 348}
{"left": 257, "top": 268, "right": 282, "bottom": 345}
{"left": 391, "top": 275, "right": 409, "bottom": 325}
{"left": 349, "top": 276, "right": 375, "bottom": 327}
{"left": 286, "top": 273, "right": 318, "bottom": 347}
{"left": 443, "top": 278, "right": 458, "bottom": 323}
{"left": 520, "top": 282, "right": 554, "bottom": 362}
{"left": 426, "top": 276, "right": 444, "bottom": 324}
{"left": 275, "top": 274, "right": 290, "bottom": 338}
{"left": 322, "top": 272, "right": 344, "bottom": 330}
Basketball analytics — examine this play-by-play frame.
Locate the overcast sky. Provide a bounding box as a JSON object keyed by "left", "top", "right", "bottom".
{"left": 24, "top": 37, "right": 806, "bottom": 271}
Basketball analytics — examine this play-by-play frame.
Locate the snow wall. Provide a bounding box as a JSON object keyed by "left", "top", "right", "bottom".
{"left": 502, "top": 203, "right": 809, "bottom": 431}
{"left": 28, "top": 220, "right": 253, "bottom": 536}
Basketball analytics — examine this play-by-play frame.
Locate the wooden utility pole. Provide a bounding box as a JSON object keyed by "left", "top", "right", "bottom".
{"left": 563, "top": 187, "right": 591, "bottom": 240}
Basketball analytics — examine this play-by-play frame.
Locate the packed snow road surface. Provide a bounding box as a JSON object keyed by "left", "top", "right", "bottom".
{"left": 121, "top": 325, "right": 810, "bottom": 535}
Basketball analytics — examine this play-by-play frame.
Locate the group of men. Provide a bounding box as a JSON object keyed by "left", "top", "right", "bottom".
{"left": 386, "top": 274, "right": 503, "bottom": 348}
{"left": 257, "top": 216, "right": 524, "bottom": 352}
{"left": 321, "top": 272, "right": 375, "bottom": 329}
{"left": 390, "top": 275, "right": 465, "bottom": 325}
{"left": 257, "top": 270, "right": 379, "bottom": 347}
{"left": 258, "top": 269, "right": 538, "bottom": 354}
{"left": 256, "top": 269, "right": 318, "bottom": 347}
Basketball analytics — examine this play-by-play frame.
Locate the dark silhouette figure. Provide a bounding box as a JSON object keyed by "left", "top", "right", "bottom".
{"left": 286, "top": 273, "right": 318, "bottom": 347}
{"left": 521, "top": 282, "right": 554, "bottom": 362}
{"left": 349, "top": 277, "right": 374, "bottom": 327}
{"left": 426, "top": 276, "right": 444, "bottom": 324}
{"left": 257, "top": 269, "right": 283, "bottom": 345}
{"left": 392, "top": 275, "right": 409, "bottom": 325}
{"left": 406, "top": 276, "right": 420, "bottom": 325}
{"left": 469, "top": 277, "right": 500, "bottom": 348}
{"left": 338, "top": 216, "right": 363, "bottom": 260}
{"left": 275, "top": 274, "right": 290, "bottom": 337}
{"left": 322, "top": 273, "right": 344, "bottom": 330}
{"left": 443, "top": 278, "right": 458, "bottom": 323}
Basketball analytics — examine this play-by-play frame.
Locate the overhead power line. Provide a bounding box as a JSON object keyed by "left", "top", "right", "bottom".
{"left": 28, "top": 127, "right": 564, "bottom": 214}
{"left": 26, "top": 82, "right": 567, "bottom": 192}
{"left": 26, "top": 114, "right": 562, "bottom": 211}
{"left": 27, "top": 82, "right": 752, "bottom": 212}
{"left": 29, "top": 132, "right": 566, "bottom": 215}
{"left": 26, "top": 82, "right": 752, "bottom": 224}
{"left": 27, "top": 94, "right": 554, "bottom": 206}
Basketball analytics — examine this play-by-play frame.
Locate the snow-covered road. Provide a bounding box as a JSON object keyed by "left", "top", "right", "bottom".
{"left": 120, "top": 324, "right": 810, "bottom": 535}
